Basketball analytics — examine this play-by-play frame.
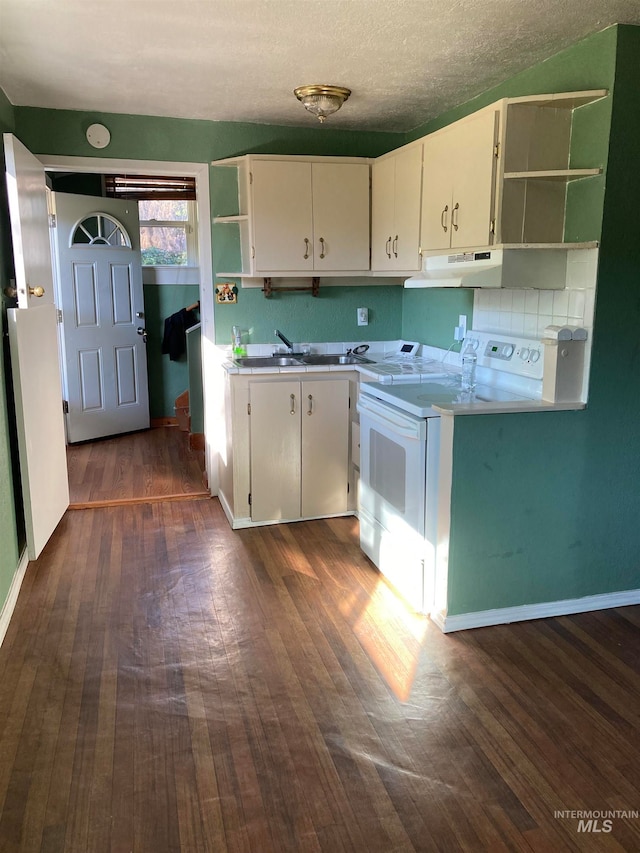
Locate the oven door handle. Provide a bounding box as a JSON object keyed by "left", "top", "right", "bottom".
{"left": 357, "top": 398, "right": 423, "bottom": 439}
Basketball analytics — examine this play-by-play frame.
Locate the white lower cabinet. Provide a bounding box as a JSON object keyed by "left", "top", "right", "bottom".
{"left": 249, "top": 378, "right": 350, "bottom": 523}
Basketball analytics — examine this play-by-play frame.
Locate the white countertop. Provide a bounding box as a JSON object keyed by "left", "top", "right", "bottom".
{"left": 216, "top": 342, "right": 585, "bottom": 415}
{"left": 433, "top": 398, "right": 586, "bottom": 415}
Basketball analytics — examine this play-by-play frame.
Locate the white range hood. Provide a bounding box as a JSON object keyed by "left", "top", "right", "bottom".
{"left": 404, "top": 247, "right": 574, "bottom": 290}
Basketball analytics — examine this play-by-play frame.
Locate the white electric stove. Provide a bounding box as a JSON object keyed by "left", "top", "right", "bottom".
{"left": 356, "top": 331, "right": 544, "bottom": 613}
{"left": 359, "top": 379, "right": 531, "bottom": 417}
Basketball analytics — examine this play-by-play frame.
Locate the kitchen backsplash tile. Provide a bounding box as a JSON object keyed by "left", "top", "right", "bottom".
{"left": 473, "top": 248, "right": 598, "bottom": 339}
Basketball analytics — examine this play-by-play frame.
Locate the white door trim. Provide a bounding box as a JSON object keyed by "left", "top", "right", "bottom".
{"left": 37, "top": 156, "right": 217, "bottom": 494}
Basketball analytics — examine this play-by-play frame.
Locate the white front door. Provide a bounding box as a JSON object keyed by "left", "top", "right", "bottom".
{"left": 52, "top": 192, "right": 149, "bottom": 443}
{"left": 3, "top": 133, "right": 69, "bottom": 559}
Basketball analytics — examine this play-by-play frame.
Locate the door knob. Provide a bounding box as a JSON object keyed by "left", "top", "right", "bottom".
{"left": 3, "top": 285, "right": 45, "bottom": 298}
{"left": 137, "top": 327, "right": 148, "bottom": 343}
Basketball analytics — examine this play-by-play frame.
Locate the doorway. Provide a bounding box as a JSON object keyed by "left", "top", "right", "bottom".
{"left": 66, "top": 426, "right": 209, "bottom": 508}
{"left": 40, "top": 154, "right": 217, "bottom": 496}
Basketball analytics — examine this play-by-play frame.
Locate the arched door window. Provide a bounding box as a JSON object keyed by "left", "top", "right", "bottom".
{"left": 70, "top": 213, "right": 131, "bottom": 248}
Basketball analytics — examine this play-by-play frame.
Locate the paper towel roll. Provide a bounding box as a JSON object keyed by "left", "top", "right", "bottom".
{"left": 544, "top": 324, "right": 588, "bottom": 341}
{"left": 544, "top": 325, "right": 573, "bottom": 340}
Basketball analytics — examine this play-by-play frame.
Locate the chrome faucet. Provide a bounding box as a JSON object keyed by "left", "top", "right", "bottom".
{"left": 274, "top": 329, "right": 294, "bottom": 353}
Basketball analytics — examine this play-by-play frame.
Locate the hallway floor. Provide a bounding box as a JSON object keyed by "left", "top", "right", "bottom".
{"left": 66, "top": 426, "right": 208, "bottom": 508}
{"left": 0, "top": 500, "right": 638, "bottom": 851}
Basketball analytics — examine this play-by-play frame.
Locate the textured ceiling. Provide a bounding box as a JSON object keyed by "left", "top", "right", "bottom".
{"left": 1, "top": 0, "right": 640, "bottom": 132}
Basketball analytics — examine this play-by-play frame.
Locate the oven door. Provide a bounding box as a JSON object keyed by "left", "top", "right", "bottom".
{"left": 356, "top": 392, "right": 428, "bottom": 609}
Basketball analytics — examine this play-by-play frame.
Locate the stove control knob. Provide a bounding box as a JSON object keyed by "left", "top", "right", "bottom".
{"left": 502, "top": 344, "right": 514, "bottom": 359}
{"left": 520, "top": 347, "right": 530, "bottom": 360}
{"left": 530, "top": 349, "right": 540, "bottom": 363}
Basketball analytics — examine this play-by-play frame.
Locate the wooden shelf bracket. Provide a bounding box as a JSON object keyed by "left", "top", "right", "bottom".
{"left": 262, "top": 277, "right": 320, "bottom": 298}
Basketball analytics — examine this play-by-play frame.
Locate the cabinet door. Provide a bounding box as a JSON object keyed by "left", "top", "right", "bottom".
{"left": 301, "top": 379, "right": 350, "bottom": 518}
{"left": 392, "top": 145, "right": 423, "bottom": 270}
{"left": 312, "top": 163, "right": 370, "bottom": 271}
{"left": 371, "top": 156, "right": 396, "bottom": 270}
{"left": 251, "top": 161, "right": 314, "bottom": 271}
{"left": 421, "top": 128, "right": 455, "bottom": 252}
{"left": 450, "top": 108, "right": 500, "bottom": 249}
{"left": 250, "top": 381, "right": 301, "bottom": 522}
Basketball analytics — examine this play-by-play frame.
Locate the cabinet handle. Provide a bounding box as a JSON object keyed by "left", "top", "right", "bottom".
{"left": 385, "top": 236, "right": 391, "bottom": 258}
{"left": 318, "top": 237, "right": 326, "bottom": 259}
{"left": 392, "top": 235, "right": 398, "bottom": 258}
{"left": 441, "top": 205, "right": 449, "bottom": 233}
{"left": 290, "top": 393, "right": 296, "bottom": 415}
{"left": 307, "top": 394, "right": 313, "bottom": 416}
{"left": 452, "top": 202, "right": 459, "bottom": 232}
{"left": 303, "top": 238, "right": 310, "bottom": 260}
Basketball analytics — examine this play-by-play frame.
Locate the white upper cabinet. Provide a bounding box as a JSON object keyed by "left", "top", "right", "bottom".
{"left": 211, "top": 90, "right": 608, "bottom": 283}
{"left": 371, "top": 144, "right": 422, "bottom": 273}
{"left": 311, "top": 162, "right": 370, "bottom": 272}
{"left": 251, "top": 160, "right": 314, "bottom": 271}
{"left": 420, "top": 89, "right": 607, "bottom": 257}
{"left": 212, "top": 155, "right": 370, "bottom": 277}
{"left": 421, "top": 107, "right": 500, "bottom": 253}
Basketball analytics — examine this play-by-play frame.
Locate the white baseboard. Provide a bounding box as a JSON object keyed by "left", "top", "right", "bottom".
{"left": 217, "top": 490, "right": 236, "bottom": 528}
{"left": 431, "top": 587, "right": 640, "bottom": 633}
{"left": 217, "top": 490, "right": 355, "bottom": 530}
{"left": 0, "top": 549, "right": 29, "bottom": 648}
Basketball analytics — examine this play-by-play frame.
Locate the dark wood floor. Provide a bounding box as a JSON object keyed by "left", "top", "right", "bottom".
{"left": 0, "top": 500, "right": 638, "bottom": 852}
{"left": 66, "top": 427, "right": 209, "bottom": 508}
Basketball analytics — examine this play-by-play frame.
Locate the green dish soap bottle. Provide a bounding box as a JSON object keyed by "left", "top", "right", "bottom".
{"left": 232, "top": 325, "right": 247, "bottom": 357}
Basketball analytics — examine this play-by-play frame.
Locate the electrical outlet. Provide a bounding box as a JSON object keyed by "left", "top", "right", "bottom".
{"left": 357, "top": 307, "right": 369, "bottom": 326}
{"left": 454, "top": 313, "right": 467, "bottom": 341}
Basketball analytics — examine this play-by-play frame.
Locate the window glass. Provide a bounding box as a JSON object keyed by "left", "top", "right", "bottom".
{"left": 139, "top": 226, "right": 187, "bottom": 265}
{"left": 138, "top": 200, "right": 196, "bottom": 266}
{"left": 139, "top": 200, "right": 188, "bottom": 221}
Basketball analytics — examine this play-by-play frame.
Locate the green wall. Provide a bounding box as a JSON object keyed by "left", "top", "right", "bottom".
{"left": 214, "top": 285, "right": 403, "bottom": 347}
{"left": 0, "top": 94, "right": 22, "bottom": 608}
{"left": 445, "top": 26, "right": 640, "bottom": 616}
{"left": 402, "top": 288, "right": 474, "bottom": 351}
{"left": 0, "top": 88, "right": 15, "bottom": 131}
{"left": 15, "top": 109, "right": 399, "bottom": 164}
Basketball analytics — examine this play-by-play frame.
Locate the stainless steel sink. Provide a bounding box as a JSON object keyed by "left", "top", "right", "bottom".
{"left": 233, "top": 353, "right": 374, "bottom": 368}
{"left": 234, "top": 356, "right": 304, "bottom": 367}
{"left": 299, "top": 354, "right": 374, "bottom": 365}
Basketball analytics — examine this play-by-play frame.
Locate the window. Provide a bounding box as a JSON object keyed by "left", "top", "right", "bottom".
{"left": 71, "top": 213, "right": 131, "bottom": 248}
{"left": 105, "top": 175, "right": 198, "bottom": 266}
{"left": 138, "top": 199, "right": 198, "bottom": 266}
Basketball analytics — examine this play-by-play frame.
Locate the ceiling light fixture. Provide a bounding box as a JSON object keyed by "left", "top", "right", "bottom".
{"left": 294, "top": 84, "right": 351, "bottom": 123}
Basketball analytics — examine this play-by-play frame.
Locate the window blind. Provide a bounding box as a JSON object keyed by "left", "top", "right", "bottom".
{"left": 105, "top": 175, "right": 196, "bottom": 201}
